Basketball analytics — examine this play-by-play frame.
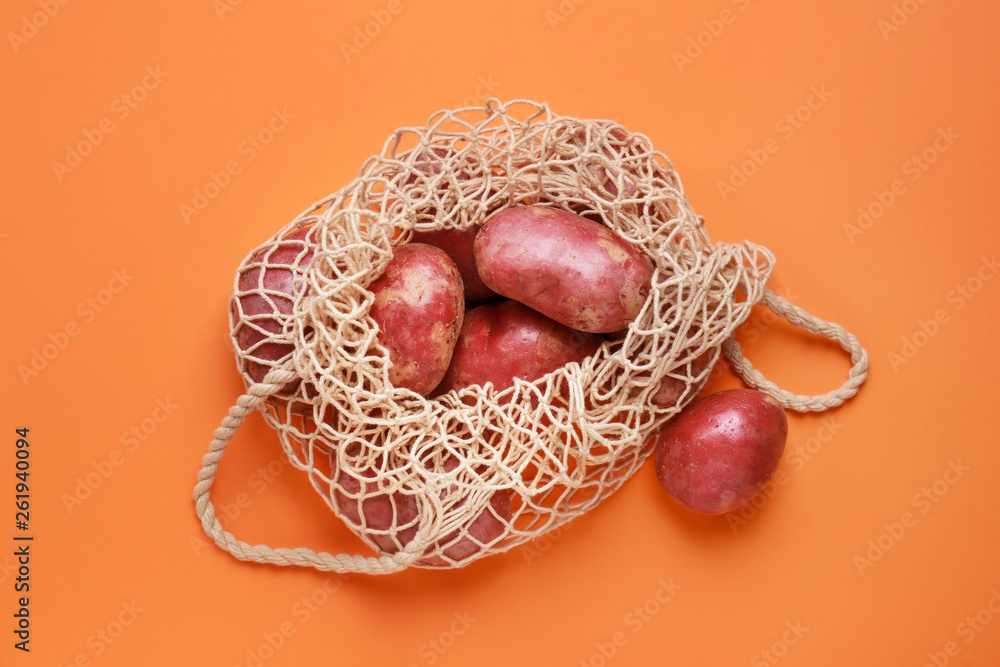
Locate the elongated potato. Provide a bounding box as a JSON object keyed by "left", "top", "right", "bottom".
{"left": 435, "top": 299, "right": 603, "bottom": 395}
{"left": 474, "top": 206, "right": 653, "bottom": 333}
{"left": 368, "top": 243, "right": 465, "bottom": 395}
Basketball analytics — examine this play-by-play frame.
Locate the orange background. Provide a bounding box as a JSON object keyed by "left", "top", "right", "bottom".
{"left": 4, "top": 0, "right": 1000, "bottom": 665}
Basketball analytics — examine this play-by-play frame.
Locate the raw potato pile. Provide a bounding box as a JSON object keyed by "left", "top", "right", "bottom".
{"left": 198, "top": 99, "right": 867, "bottom": 575}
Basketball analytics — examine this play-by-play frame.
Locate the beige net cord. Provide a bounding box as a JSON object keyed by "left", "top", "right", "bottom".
{"left": 722, "top": 287, "right": 869, "bottom": 412}
{"left": 192, "top": 368, "right": 426, "bottom": 574}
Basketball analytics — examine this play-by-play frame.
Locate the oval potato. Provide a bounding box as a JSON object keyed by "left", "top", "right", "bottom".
{"left": 420, "top": 455, "right": 511, "bottom": 565}
{"left": 406, "top": 147, "right": 501, "bottom": 303}
{"left": 474, "top": 206, "right": 653, "bottom": 333}
{"left": 332, "top": 449, "right": 420, "bottom": 555}
{"left": 231, "top": 225, "right": 316, "bottom": 389}
{"left": 368, "top": 243, "right": 465, "bottom": 396}
{"left": 411, "top": 226, "right": 499, "bottom": 303}
{"left": 651, "top": 352, "right": 714, "bottom": 408}
{"left": 332, "top": 448, "right": 511, "bottom": 565}
{"left": 654, "top": 389, "right": 788, "bottom": 515}
{"left": 436, "top": 300, "right": 602, "bottom": 395}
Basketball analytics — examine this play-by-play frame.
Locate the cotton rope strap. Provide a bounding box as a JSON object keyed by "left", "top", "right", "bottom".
{"left": 192, "top": 367, "right": 427, "bottom": 575}
{"left": 722, "top": 287, "right": 869, "bottom": 413}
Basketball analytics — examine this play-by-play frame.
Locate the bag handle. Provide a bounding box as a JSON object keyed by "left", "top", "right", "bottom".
{"left": 722, "top": 287, "right": 869, "bottom": 413}
{"left": 191, "top": 368, "right": 424, "bottom": 574}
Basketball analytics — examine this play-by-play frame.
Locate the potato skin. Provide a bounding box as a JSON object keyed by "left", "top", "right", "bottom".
{"left": 232, "top": 225, "right": 316, "bottom": 388}
{"left": 421, "top": 455, "right": 511, "bottom": 565}
{"left": 368, "top": 243, "right": 465, "bottom": 396}
{"left": 411, "top": 226, "right": 499, "bottom": 302}
{"left": 652, "top": 352, "right": 713, "bottom": 408}
{"left": 332, "top": 451, "right": 420, "bottom": 555}
{"left": 654, "top": 389, "right": 787, "bottom": 515}
{"left": 435, "top": 300, "right": 603, "bottom": 395}
{"left": 406, "top": 147, "right": 500, "bottom": 303}
{"left": 474, "top": 206, "right": 653, "bottom": 333}
{"left": 332, "top": 449, "right": 510, "bottom": 564}
{"left": 554, "top": 123, "right": 638, "bottom": 197}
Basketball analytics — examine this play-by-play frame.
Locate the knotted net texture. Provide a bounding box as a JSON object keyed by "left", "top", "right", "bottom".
{"left": 194, "top": 99, "right": 868, "bottom": 574}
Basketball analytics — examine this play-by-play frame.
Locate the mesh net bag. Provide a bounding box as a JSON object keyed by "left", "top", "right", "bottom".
{"left": 193, "top": 99, "right": 869, "bottom": 574}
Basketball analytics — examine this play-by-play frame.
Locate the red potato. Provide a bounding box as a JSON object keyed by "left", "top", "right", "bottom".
{"left": 406, "top": 147, "right": 501, "bottom": 303}
{"left": 368, "top": 243, "right": 465, "bottom": 396}
{"left": 654, "top": 389, "right": 788, "bottom": 515}
{"left": 553, "top": 123, "right": 640, "bottom": 197}
{"left": 332, "top": 448, "right": 420, "bottom": 555}
{"left": 435, "top": 300, "right": 603, "bottom": 395}
{"left": 408, "top": 146, "right": 465, "bottom": 178}
{"left": 438, "top": 492, "right": 509, "bottom": 562}
{"left": 411, "top": 226, "right": 500, "bottom": 303}
{"left": 422, "top": 455, "right": 511, "bottom": 565}
{"left": 474, "top": 206, "right": 654, "bottom": 334}
{"left": 232, "top": 225, "right": 316, "bottom": 389}
{"left": 584, "top": 126, "right": 640, "bottom": 198}
{"left": 652, "top": 352, "right": 713, "bottom": 408}
{"left": 400, "top": 146, "right": 473, "bottom": 205}
{"left": 332, "top": 449, "right": 511, "bottom": 564}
